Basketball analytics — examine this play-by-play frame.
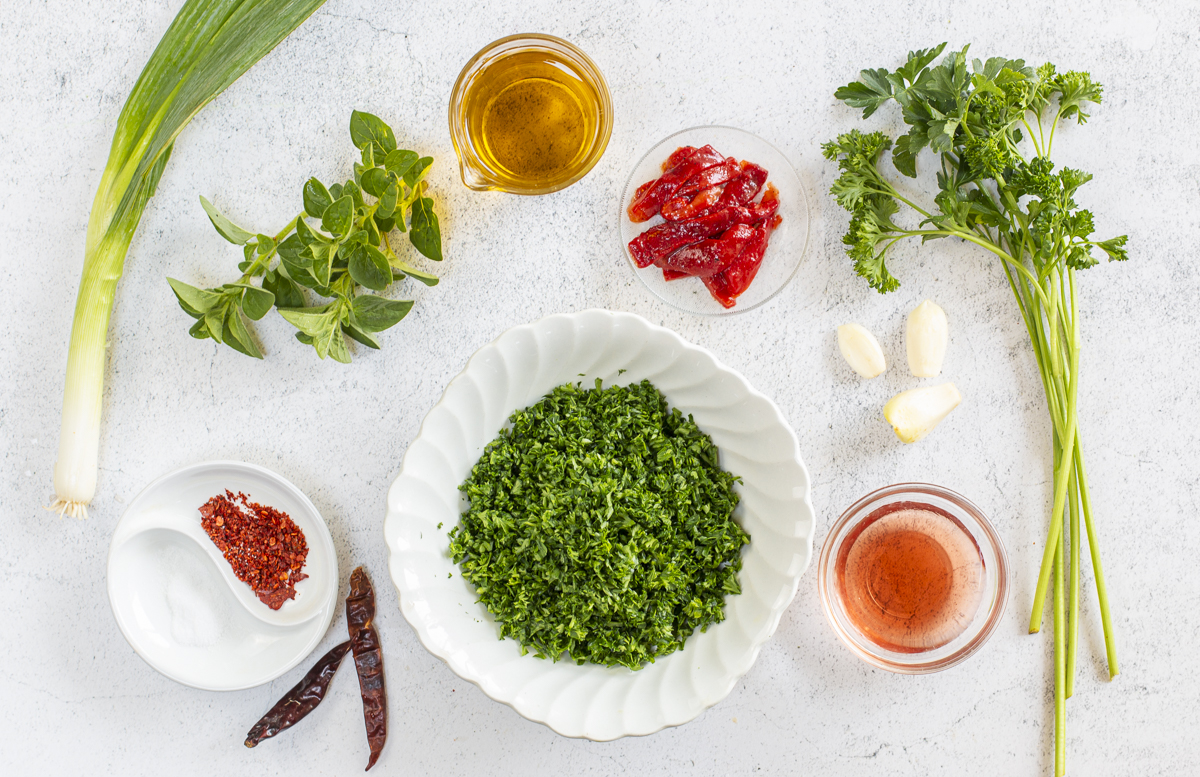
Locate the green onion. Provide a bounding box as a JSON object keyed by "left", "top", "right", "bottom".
{"left": 51, "top": 0, "right": 326, "bottom": 518}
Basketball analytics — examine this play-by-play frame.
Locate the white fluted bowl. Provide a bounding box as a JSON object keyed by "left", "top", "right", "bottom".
{"left": 384, "top": 310, "right": 814, "bottom": 740}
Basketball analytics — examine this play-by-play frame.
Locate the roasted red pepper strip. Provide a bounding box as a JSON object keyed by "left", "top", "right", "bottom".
{"left": 703, "top": 212, "right": 780, "bottom": 308}
{"left": 660, "top": 184, "right": 723, "bottom": 222}
{"left": 657, "top": 223, "right": 756, "bottom": 278}
{"left": 244, "top": 640, "right": 352, "bottom": 747}
{"left": 628, "top": 206, "right": 752, "bottom": 267}
{"left": 669, "top": 157, "right": 739, "bottom": 204}
{"left": 631, "top": 179, "right": 654, "bottom": 204}
{"left": 751, "top": 183, "right": 780, "bottom": 224}
{"left": 347, "top": 567, "right": 386, "bottom": 771}
{"left": 662, "top": 267, "right": 688, "bottom": 281}
{"left": 715, "top": 162, "right": 768, "bottom": 209}
{"left": 661, "top": 145, "right": 696, "bottom": 172}
{"left": 704, "top": 228, "right": 766, "bottom": 308}
{"left": 627, "top": 144, "right": 725, "bottom": 223}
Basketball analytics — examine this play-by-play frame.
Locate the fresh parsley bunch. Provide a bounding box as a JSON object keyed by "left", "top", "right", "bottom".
{"left": 824, "top": 44, "right": 1126, "bottom": 777}
{"left": 169, "top": 110, "right": 442, "bottom": 362}
{"left": 449, "top": 380, "right": 748, "bottom": 670}
{"left": 825, "top": 44, "right": 1127, "bottom": 293}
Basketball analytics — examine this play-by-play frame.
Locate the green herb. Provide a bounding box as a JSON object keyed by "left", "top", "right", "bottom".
{"left": 448, "top": 380, "right": 748, "bottom": 670}
{"left": 50, "top": 0, "right": 327, "bottom": 519}
{"left": 825, "top": 44, "right": 1123, "bottom": 777}
{"left": 169, "top": 111, "right": 442, "bottom": 362}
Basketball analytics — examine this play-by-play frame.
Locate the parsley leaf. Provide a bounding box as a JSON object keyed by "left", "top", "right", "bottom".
{"left": 825, "top": 45, "right": 1129, "bottom": 777}
{"left": 448, "top": 380, "right": 748, "bottom": 670}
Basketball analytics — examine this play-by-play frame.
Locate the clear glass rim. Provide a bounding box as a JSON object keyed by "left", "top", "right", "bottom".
{"left": 618, "top": 125, "right": 812, "bottom": 316}
{"left": 816, "top": 482, "right": 1010, "bottom": 674}
{"left": 448, "top": 33, "right": 613, "bottom": 195}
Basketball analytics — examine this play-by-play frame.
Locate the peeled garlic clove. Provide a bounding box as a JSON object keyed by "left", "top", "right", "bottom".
{"left": 837, "top": 323, "right": 886, "bottom": 378}
{"left": 906, "top": 299, "right": 949, "bottom": 377}
{"left": 883, "top": 382, "right": 961, "bottom": 443}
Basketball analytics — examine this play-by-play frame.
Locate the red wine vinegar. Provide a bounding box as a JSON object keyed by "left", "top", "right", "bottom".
{"left": 835, "top": 501, "right": 984, "bottom": 653}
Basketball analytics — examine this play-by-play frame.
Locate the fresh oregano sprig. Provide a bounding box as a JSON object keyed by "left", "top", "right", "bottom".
{"left": 168, "top": 110, "right": 442, "bottom": 362}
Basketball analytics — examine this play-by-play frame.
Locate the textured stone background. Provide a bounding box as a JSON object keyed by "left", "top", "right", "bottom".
{"left": 1, "top": 0, "right": 1197, "bottom": 774}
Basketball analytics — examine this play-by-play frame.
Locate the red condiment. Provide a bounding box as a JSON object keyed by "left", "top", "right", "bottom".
{"left": 835, "top": 501, "right": 984, "bottom": 653}
{"left": 627, "top": 144, "right": 725, "bottom": 223}
{"left": 199, "top": 490, "right": 309, "bottom": 610}
{"left": 627, "top": 206, "right": 752, "bottom": 268}
{"left": 626, "top": 144, "right": 783, "bottom": 307}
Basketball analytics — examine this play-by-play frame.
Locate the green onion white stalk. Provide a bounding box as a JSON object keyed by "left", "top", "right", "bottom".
{"left": 51, "top": 0, "right": 326, "bottom": 518}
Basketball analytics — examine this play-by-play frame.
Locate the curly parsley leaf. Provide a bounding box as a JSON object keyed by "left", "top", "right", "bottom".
{"left": 448, "top": 380, "right": 748, "bottom": 670}
{"left": 825, "top": 45, "right": 1128, "bottom": 291}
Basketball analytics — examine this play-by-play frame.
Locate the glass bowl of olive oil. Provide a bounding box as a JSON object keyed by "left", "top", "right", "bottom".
{"left": 449, "top": 34, "right": 613, "bottom": 195}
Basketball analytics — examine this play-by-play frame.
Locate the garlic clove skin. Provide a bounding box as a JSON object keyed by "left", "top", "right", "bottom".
{"left": 837, "top": 323, "right": 887, "bottom": 379}
{"left": 906, "top": 299, "right": 949, "bottom": 377}
{"left": 883, "top": 382, "right": 962, "bottom": 443}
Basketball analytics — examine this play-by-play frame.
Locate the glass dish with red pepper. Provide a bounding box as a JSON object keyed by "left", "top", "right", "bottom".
{"left": 620, "top": 126, "right": 809, "bottom": 315}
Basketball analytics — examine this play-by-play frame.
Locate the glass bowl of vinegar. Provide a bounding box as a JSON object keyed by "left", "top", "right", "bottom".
{"left": 818, "top": 483, "right": 1009, "bottom": 673}
{"left": 449, "top": 33, "right": 612, "bottom": 195}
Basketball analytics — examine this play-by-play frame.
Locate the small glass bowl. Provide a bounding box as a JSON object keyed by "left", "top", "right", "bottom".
{"left": 817, "top": 483, "right": 1009, "bottom": 674}
{"left": 618, "top": 126, "right": 810, "bottom": 316}
{"left": 448, "top": 33, "right": 613, "bottom": 195}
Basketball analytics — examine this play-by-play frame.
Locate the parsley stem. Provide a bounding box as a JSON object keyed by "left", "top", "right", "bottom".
{"left": 1047, "top": 111, "right": 1063, "bottom": 157}
{"left": 1029, "top": 266, "right": 1080, "bottom": 634}
{"left": 865, "top": 185, "right": 934, "bottom": 220}
{"left": 1053, "top": 485, "right": 1067, "bottom": 777}
{"left": 918, "top": 228, "right": 1052, "bottom": 306}
{"left": 1066, "top": 458, "right": 1080, "bottom": 699}
{"left": 1075, "top": 445, "right": 1118, "bottom": 678}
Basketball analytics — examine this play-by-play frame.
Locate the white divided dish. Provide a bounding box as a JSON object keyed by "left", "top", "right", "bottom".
{"left": 108, "top": 461, "right": 339, "bottom": 691}
{"left": 385, "top": 310, "right": 815, "bottom": 740}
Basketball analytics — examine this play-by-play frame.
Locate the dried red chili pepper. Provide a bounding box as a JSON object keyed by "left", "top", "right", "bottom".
{"left": 244, "top": 640, "right": 351, "bottom": 748}
{"left": 347, "top": 566, "right": 386, "bottom": 771}
{"left": 628, "top": 205, "right": 751, "bottom": 267}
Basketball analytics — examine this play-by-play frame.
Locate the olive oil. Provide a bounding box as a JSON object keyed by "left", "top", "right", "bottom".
{"left": 461, "top": 50, "right": 604, "bottom": 191}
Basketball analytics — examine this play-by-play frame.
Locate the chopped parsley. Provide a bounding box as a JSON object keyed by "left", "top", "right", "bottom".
{"left": 448, "top": 379, "right": 748, "bottom": 670}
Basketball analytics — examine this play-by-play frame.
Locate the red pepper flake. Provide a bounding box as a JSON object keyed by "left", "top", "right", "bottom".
{"left": 199, "top": 490, "right": 309, "bottom": 610}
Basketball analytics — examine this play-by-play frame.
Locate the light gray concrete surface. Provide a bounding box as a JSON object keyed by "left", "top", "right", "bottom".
{"left": 1, "top": 0, "right": 1196, "bottom": 774}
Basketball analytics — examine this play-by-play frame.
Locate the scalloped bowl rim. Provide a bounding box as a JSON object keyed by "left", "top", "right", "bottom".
{"left": 384, "top": 309, "right": 815, "bottom": 739}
